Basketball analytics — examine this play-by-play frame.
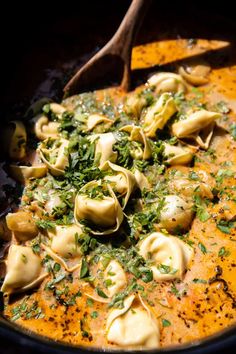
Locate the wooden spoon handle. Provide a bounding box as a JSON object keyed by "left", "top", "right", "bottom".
{"left": 111, "top": 0, "right": 152, "bottom": 90}
{"left": 111, "top": 0, "right": 152, "bottom": 59}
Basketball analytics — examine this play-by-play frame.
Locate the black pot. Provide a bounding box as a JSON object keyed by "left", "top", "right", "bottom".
{"left": 1, "top": 1, "right": 236, "bottom": 352}
{"left": 0, "top": 312, "right": 236, "bottom": 353}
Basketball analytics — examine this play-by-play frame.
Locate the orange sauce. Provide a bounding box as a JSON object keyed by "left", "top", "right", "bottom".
{"left": 4, "top": 38, "right": 236, "bottom": 348}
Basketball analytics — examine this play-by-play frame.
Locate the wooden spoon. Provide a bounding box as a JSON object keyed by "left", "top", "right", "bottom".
{"left": 63, "top": 0, "right": 152, "bottom": 96}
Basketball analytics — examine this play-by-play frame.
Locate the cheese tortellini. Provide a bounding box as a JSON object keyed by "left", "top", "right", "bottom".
{"left": 147, "top": 72, "right": 187, "bottom": 93}
{"left": 172, "top": 110, "right": 221, "bottom": 149}
{"left": 169, "top": 174, "right": 214, "bottom": 200}
{"left": 44, "top": 189, "right": 74, "bottom": 216}
{"left": 163, "top": 142, "right": 193, "bottom": 165}
{"left": 159, "top": 195, "right": 194, "bottom": 232}
{"left": 38, "top": 138, "right": 69, "bottom": 176}
{"left": 86, "top": 259, "right": 127, "bottom": 301}
{"left": 106, "top": 295, "right": 160, "bottom": 348}
{"left": 139, "top": 232, "right": 193, "bottom": 281}
{"left": 124, "top": 94, "right": 148, "bottom": 118}
{"left": 120, "top": 125, "right": 152, "bottom": 160}
{"left": 1, "top": 245, "right": 43, "bottom": 294}
{"left": 134, "top": 169, "right": 150, "bottom": 190}
{"left": 48, "top": 224, "right": 83, "bottom": 259}
{"left": 143, "top": 93, "right": 177, "bottom": 138}
{"left": 102, "top": 161, "right": 136, "bottom": 209}
{"left": 104, "top": 260, "right": 127, "bottom": 298}
{"left": 47, "top": 103, "right": 67, "bottom": 118}
{"left": 90, "top": 132, "right": 118, "bottom": 167}
{"left": 74, "top": 180, "right": 124, "bottom": 235}
{"left": 86, "top": 114, "right": 113, "bottom": 132}
{"left": 6, "top": 211, "right": 38, "bottom": 241}
{"left": 179, "top": 65, "right": 210, "bottom": 86}
{"left": 9, "top": 164, "right": 47, "bottom": 184}
{"left": 34, "top": 115, "right": 60, "bottom": 141}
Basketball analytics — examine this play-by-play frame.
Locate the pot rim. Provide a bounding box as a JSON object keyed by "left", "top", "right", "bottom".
{"left": 0, "top": 313, "right": 236, "bottom": 354}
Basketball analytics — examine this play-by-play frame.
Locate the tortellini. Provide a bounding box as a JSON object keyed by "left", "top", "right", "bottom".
{"left": 134, "top": 169, "right": 150, "bottom": 191}
{"left": 44, "top": 189, "right": 71, "bottom": 216}
{"left": 9, "top": 164, "right": 47, "bottom": 184}
{"left": 86, "top": 114, "right": 113, "bottom": 132}
{"left": 139, "top": 232, "right": 193, "bottom": 281}
{"left": 120, "top": 125, "right": 152, "bottom": 160}
{"left": 38, "top": 138, "right": 69, "bottom": 176}
{"left": 48, "top": 224, "right": 82, "bottom": 258}
{"left": 106, "top": 294, "right": 160, "bottom": 348}
{"left": 172, "top": 110, "right": 221, "bottom": 149}
{"left": 102, "top": 161, "right": 136, "bottom": 209}
{"left": 74, "top": 180, "right": 123, "bottom": 235}
{"left": 124, "top": 94, "right": 148, "bottom": 117}
{"left": 6, "top": 211, "right": 38, "bottom": 241}
{"left": 86, "top": 259, "right": 127, "bottom": 301}
{"left": 9, "top": 121, "right": 27, "bottom": 160}
{"left": 104, "top": 260, "right": 127, "bottom": 298}
{"left": 147, "top": 72, "right": 187, "bottom": 93}
{"left": 143, "top": 93, "right": 177, "bottom": 138}
{"left": 90, "top": 133, "right": 118, "bottom": 167}
{"left": 47, "top": 103, "right": 66, "bottom": 119}
{"left": 169, "top": 174, "right": 213, "bottom": 200}
{"left": 34, "top": 115, "right": 60, "bottom": 140}
{"left": 159, "top": 195, "right": 193, "bottom": 232}
{"left": 163, "top": 143, "right": 193, "bottom": 165}
{"left": 1, "top": 245, "right": 43, "bottom": 294}
{"left": 179, "top": 65, "right": 210, "bottom": 86}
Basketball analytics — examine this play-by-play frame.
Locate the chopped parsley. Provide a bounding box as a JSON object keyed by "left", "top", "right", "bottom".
{"left": 198, "top": 242, "right": 207, "bottom": 254}
{"left": 157, "top": 264, "right": 177, "bottom": 275}
{"left": 21, "top": 254, "right": 28, "bottom": 264}
{"left": 162, "top": 318, "right": 171, "bottom": 327}
{"left": 36, "top": 219, "right": 56, "bottom": 230}
{"left": 193, "top": 195, "right": 211, "bottom": 222}
{"left": 216, "top": 169, "right": 235, "bottom": 184}
{"left": 230, "top": 123, "right": 236, "bottom": 140}
{"left": 11, "top": 299, "right": 44, "bottom": 321}
{"left": 214, "top": 101, "right": 230, "bottom": 114}
{"left": 170, "top": 283, "right": 179, "bottom": 296}
{"left": 216, "top": 220, "right": 235, "bottom": 234}
{"left": 188, "top": 171, "right": 200, "bottom": 181}
{"left": 32, "top": 242, "right": 40, "bottom": 254}
{"left": 91, "top": 311, "right": 98, "bottom": 319}
{"left": 192, "top": 278, "right": 207, "bottom": 284}
{"left": 80, "top": 258, "right": 90, "bottom": 279}
{"left": 95, "top": 287, "right": 108, "bottom": 299}
{"left": 45, "top": 273, "right": 66, "bottom": 291}
{"left": 108, "top": 279, "right": 144, "bottom": 309}
{"left": 86, "top": 298, "right": 94, "bottom": 307}
{"left": 218, "top": 247, "right": 230, "bottom": 257}
{"left": 53, "top": 263, "right": 61, "bottom": 272}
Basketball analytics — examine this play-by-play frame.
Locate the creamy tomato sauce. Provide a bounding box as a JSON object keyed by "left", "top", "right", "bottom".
{"left": 1, "top": 39, "right": 236, "bottom": 349}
